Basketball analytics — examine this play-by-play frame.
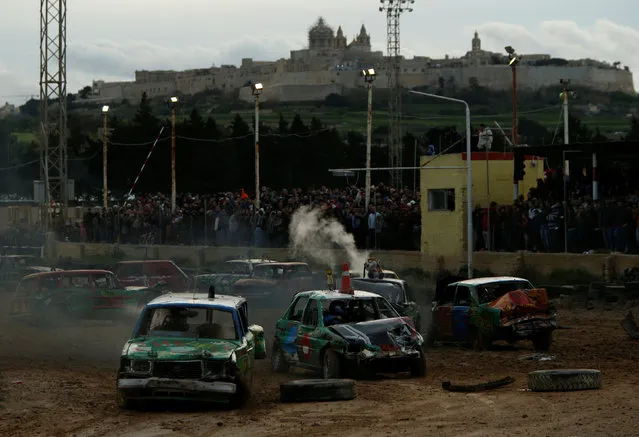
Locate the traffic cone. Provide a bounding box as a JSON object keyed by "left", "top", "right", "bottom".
{"left": 340, "top": 262, "right": 353, "bottom": 294}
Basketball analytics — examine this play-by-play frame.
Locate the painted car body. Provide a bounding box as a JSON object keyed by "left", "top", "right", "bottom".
{"left": 8, "top": 269, "right": 163, "bottom": 322}
{"left": 271, "top": 289, "right": 425, "bottom": 377}
{"left": 112, "top": 260, "right": 189, "bottom": 292}
{"left": 351, "top": 278, "right": 422, "bottom": 332}
{"left": 431, "top": 276, "right": 557, "bottom": 349}
{"left": 117, "top": 293, "right": 266, "bottom": 407}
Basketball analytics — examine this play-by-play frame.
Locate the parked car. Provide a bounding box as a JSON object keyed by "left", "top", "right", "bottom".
{"left": 351, "top": 277, "right": 421, "bottom": 332}
{"left": 271, "top": 284, "right": 426, "bottom": 379}
{"left": 430, "top": 276, "right": 557, "bottom": 351}
{"left": 111, "top": 260, "right": 190, "bottom": 292}
{"left": 9, "top": 269, "right": 166, "bottom": 324}
{"left": 116, "top": 289, "right": 266, "bottom": 409}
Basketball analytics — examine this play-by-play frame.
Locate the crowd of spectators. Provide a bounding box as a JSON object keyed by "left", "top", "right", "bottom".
{"left": 56, "top": 185, "right": 421, "bottom": 251}
{"left": 473, "top": 167, "right": 639, "bottom": 254}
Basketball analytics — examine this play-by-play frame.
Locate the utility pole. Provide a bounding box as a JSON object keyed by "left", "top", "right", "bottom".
{"left": 560, "top": 78, "right": 573, "bottom": 253}
{"left": 39, "top": 0, "right": 69, "bottom": 225}
{"left": 505, "top": 45, "right": 521, "bottom": 201}
{"left": 379, "top": 0, "right": 414, "bottom": 188}
{"left": 169, "top": 96, "right": 178, "bottom": 214}
{"left": 102, "top": 105, "right": 109, "bottom": 210}
{"left": 362, "top": 69, "right": 376, "bottom": 209}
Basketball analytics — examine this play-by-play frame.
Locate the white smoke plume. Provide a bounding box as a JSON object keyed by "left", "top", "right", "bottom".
{"left": 288, "top": 206, "right": 369, "bottom": 273}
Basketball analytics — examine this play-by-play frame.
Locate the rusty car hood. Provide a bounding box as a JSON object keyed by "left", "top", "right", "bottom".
{"left": 486, "top": 288, "right": 551, "bottom": 320}
{"left": 123, "top": 337, "right": 239, "bottom": 361}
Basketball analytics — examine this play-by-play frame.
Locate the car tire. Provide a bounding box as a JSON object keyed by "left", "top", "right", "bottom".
{"left": 321, "top": 349, "right": 341, "bottom": 379}
{"left": 409, "top": 345, "right": 427, "bottom": 378}
{"left": 531, "top": 331, "right": 553, "bottom": 351}
{"left": 528, "top": 369, "right": 602, "bottom": 392}
{"left": 280, "top": 379, "right": 356, "bottom": 403}
{"left": 271, "top": 343, "right": 290, "bottom": 373}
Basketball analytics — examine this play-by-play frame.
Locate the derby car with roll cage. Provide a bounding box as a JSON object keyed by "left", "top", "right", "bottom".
{"left": 430, "top": 276, "right": 557, "bottom": 350}
{"left": 116, "top": 287, "right": 267, "bottom": 409}
{"left": 271, "top": 263, "right": 426, "bottom": 379}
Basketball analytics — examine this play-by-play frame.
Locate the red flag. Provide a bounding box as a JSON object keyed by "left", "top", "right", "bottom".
{"left": 240, "top": 189, "right": 249, "bottom": 199}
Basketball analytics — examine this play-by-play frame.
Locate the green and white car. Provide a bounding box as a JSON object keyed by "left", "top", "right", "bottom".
{"left": 117, "top": 291, "right": 266, "bottom": 408}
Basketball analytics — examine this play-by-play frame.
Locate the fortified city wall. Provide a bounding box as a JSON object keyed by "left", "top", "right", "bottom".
{"left": 90, "top": 18, "right": 636, "bottom": 104}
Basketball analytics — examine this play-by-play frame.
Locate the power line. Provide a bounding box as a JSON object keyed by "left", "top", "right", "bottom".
{"left": 403, "top": 104, "right": 561, "bottom": 121}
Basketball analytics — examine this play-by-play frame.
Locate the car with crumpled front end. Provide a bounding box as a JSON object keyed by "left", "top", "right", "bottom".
{"left": 116, "top": 290, "right": 266, "bottom": 408}
{"left": 430, "top": 276, "right": 557, "bottom": 350}
{"left": 271, "top": 287, "right": 426, "bottom": 379}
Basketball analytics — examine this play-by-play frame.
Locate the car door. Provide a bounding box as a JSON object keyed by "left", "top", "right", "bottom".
{"left": 296, "top": 299, "right": 323, "bottom": 369}
{"left": 275, "top": 295, "right": 309, "bottom": 358}
{"left": 432, "top": 284, "right": 456, "bottom": 341}
{"left": 452, "top": 285, "right": 473, "bottom": 342}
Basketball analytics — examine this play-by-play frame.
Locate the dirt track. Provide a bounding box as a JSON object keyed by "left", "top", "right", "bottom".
{"left": 1, "top": 295, "right": 639, "bottom": 437}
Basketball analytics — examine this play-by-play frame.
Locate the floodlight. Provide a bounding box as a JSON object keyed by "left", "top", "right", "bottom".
{"left": 253, "top": 83, "right": 263, "bottom": 90}
{"left": 102, "top": 105, "right": 109, "bottom": 113}
{"left": 508, "top": 56, "right": 520, "bottom": 66}
{"left": 505, "top": 46, "right": 514, "bottom": 55}
{"left": 252, "top": 82, "right": 264, "bottom": 96}
{"left": 368, "top": 68, "right": 376, "bottom": 76}
{"left": 170, "top": 96, "right": 178, "bottom": 103}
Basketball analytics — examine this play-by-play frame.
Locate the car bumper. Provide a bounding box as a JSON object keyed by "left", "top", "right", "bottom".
{"left": 117, "top": 378, "right": 237, "bottom": 402}
{"left": 345, "top": 349, "right": 420, "bottom": 374}
{"left": 501, "top": 316, "right": 557, "bottom": 339}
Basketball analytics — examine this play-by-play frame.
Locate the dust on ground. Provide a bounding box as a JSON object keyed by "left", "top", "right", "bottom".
{"left": 1, "top": 291, "right": 638, "bottom": 437}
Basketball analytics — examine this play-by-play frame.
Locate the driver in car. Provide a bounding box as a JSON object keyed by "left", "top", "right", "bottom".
{"left": 323, "top": 300, "right": 347, "bottom": 326}
{"left": 160, "top": 308, "right": 190, "bottom": 332}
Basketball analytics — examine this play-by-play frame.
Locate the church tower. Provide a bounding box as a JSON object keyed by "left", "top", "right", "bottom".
{"left": 336, "top": 26, "right": 347, "bottom": 49}
{"left": 472, "top": 30, "right": 481, "bottom": 52}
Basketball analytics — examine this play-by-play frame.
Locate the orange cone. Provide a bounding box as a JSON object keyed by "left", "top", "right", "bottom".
{"left": 340, "top": 262, "right": 354, "bottom": 294}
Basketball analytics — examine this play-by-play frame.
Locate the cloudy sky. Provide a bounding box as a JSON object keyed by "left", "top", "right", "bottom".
{"left": 1, "top": 0, "right": 638, "bottom": 105}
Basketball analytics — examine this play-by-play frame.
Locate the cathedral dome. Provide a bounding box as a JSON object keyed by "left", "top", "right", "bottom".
{"left": 309, "top": 17, "right": 334, "bottom": 39}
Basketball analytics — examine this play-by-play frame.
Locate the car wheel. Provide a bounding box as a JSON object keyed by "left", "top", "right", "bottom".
{"left": 531, "top": 331, "right": 553, "bottom": 351}
{"left": 271, "top": 343, "right": 290, "bottom": 373}
{"left": 321, "top": 349, "right": 341, "bottom": 379}
{"left": 409, "top": 345, "right": 427, "bottom": 378}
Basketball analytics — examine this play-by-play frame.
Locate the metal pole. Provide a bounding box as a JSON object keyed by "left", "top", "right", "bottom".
{"left": 171, "top": 107, "right": 176, "bottom": 214}
{"left": 563, "top": 91, "right": 569, "bottom": 253}
{"left": 365, "top": 82, "right": 373, "bottom": 209}
{"left": 593, "top": 153, "right": 599, "bottom": 200}
{"left": 465, "top": 105, "right": 473, "bottom": 278}
{"left": 103, "top": 113, "right": 108, "bottom": 210}
{"left": 255, "top": 94, "right": 260, "bottom": 210}
{"left": 562, "top": 150, "right": 568, "bottom": 253}
{"left": 413, "top": 138, "right": 417, "bottom": 195}
{"left": 204, "top": 197, "right": 208, "bottom": 246}
{"left": 512, "top": 65, "right": 519, "bottom": 201}
{"left": 485, "top": 145, "right": 491, "bottom": 251}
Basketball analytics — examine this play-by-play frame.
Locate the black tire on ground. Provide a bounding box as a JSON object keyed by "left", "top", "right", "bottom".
{"left": 271, "top": 343, "right": 290, "bottom": 373}
{"left": 280, "top": 379, "right": 356, "bottom": 403}
{"left": 531, "top": 331, "right": 553, "bottom": 351}
{"left": 528, "top": 369, "right": 602, "bottom": 392}
{"left": 409, "top": 345, "right": 427, "bottom": 377}
{"left": 321, "top": 349, "right": 342, "bottom": 379}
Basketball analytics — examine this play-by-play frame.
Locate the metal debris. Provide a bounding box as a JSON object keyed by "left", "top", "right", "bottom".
{"left": 442, "top": 376, "right": 516, "bottom": 392}
{"left": 519, "top": 353, "right": 556, "bottom": 361}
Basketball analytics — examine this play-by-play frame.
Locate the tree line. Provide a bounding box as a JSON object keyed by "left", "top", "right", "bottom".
{"left": 0, "top": 91, "right": 638, "bottom": 197}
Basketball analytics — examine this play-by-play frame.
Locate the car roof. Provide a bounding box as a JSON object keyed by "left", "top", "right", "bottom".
{"left": 22, "top": 269, "right": 112, "bottom": 280}
{"left": 146, "top": 292, "right": 245, "bottom": 308}
{"left": 116, "top": 260, "right": 176, "bottom": 264}
{"left": 352, "top": 277, "right": 405, "bottom": 286}
{"left": 255, "top": 262, "right": 308, "bottom": 267}
{"left": 294, "top": 289, "right": 382, "bottom": 300}
{"left": 226, "top": 259, "right": 277, "bottom": 264}
{"left": 452, "top": 276, "right": 529, "bottom": 286}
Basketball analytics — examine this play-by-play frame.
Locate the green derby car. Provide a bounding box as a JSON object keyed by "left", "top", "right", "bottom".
{"left": 271, "top": 288, "right": 426, "bottom": 379}
{"left": 117, "top": 291, "right": 266, "bottom": 408}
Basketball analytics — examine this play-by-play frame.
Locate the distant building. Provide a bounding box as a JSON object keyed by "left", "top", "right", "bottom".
{"left": 0, "top": 102, "right": 18, "bottom": 119}
{"left": 91, "top": 18, "right": 636, "bottom": 104}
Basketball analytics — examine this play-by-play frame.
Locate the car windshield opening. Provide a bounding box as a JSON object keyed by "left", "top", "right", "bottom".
{"left": 351, "top": 281, "right": 404, "bottom": 305}
{"left": 323, "top": 297, "right": 397, "bottom": 326}
{"left": 135, "top": 306, "right": 238, "bottom": 340}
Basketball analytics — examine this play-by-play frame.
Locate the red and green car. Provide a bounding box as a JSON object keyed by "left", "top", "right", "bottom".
{"left": 271, "top": 288, "right": 426, "bottom": 379}
{"left": 430, "top": 276, "right": 557, "bottom": 350}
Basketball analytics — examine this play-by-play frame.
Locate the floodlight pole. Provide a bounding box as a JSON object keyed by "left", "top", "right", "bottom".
{"left": 170, "top": 98, "right": 177, "bottom": 214}
{"left": 363, "top": 70, "right": 376, "bottom": 209}
{"left": 409, "top": 90, "right": 473, "bottom": 278}
{"left": 102, "top": 106, "right": 109, "bottom": 210}
{"left": 252, "top": 83, "right": 263, "bottom": 209}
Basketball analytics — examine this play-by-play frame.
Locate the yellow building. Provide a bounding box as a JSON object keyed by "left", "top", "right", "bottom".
{"left": 420, "top": 152, "right": 545, "bottom": 258}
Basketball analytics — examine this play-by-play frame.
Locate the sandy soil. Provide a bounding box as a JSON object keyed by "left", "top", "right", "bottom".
{"left": 1, "top": 294, "right": 638, "bottom": 437}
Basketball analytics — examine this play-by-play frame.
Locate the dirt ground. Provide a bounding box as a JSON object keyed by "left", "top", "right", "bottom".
{"left": 1, "top": 294, "right": 639, "bottom": 437}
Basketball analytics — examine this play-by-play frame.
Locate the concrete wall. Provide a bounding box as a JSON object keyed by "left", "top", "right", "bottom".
{"left": 51, "top": 241, "right": 639, "bottom": 280}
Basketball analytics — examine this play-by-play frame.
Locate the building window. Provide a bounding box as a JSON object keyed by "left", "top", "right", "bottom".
{"left": 428, "top": 189, "right": 455, "bottom": 211}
